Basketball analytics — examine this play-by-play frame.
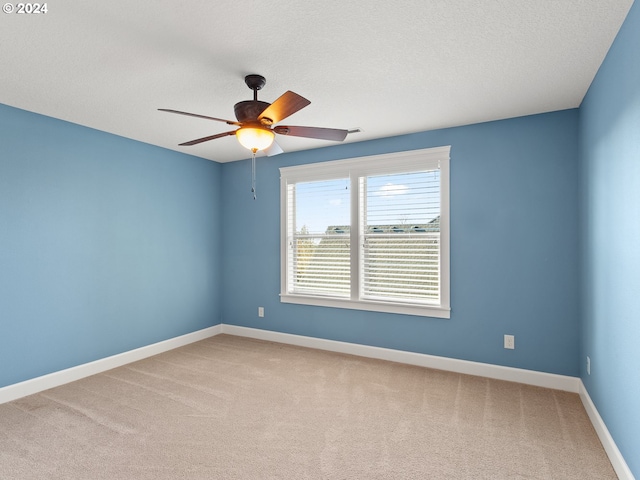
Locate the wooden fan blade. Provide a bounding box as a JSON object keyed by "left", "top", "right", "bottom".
{"left": 274, "top": 125, "right": 348, "bottom": 142}
{"left": 258, "top": 91, "right": 310, "bottom": 125}
{"left": 265, "top": 140, "right": 284, "bottom": 157}
{"left": 179, "top": 130, "right": 236, "bottom": 146}
{"left": 159, "top": 109, "right": 240, "bottom": 126}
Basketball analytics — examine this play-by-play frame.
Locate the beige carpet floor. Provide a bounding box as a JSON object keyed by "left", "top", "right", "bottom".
{"left": 0, "top": 334, "right": 616, "bottom": 479}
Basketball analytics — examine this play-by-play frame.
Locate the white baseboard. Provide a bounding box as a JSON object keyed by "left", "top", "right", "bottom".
{"left": 579, "top": 381, "right": 635, "bottom": 480}
{"left": 0, "top": 323, "right": 578, "bottom": 405}
{"left": 220, "top": 325, "right": 580, "bottom": 393}
{"left": 0, "top": 325, "right": 222, "bottom": 405}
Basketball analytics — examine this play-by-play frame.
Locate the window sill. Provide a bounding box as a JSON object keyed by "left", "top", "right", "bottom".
{"left": 280, "top": 294, "right": 450, "bottom": 319}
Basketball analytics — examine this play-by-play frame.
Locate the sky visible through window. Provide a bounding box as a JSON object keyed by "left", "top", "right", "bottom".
{"left": 295, "top": 170, "right": 440, "bottom": 234}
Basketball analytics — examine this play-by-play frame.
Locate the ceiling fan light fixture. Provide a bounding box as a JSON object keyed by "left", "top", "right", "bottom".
{"left": 236, "top": 126, "right": 275, "bottom": 152}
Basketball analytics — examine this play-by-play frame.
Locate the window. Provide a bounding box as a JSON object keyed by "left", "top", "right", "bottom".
{"left": 280, "top": 146, "right": 450, "bottom": 318}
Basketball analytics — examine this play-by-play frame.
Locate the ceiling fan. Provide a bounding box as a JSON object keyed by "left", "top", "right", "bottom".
{"left": 159, "top": 74, "right": 350, "bottom": 157}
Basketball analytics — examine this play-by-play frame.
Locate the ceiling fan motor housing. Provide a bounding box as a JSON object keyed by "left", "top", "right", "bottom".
{"left": 234, "top": 100, "right": 271, "bottom": 124}
{"left": 235, "top": 74, "right": 272, "bottom": 124}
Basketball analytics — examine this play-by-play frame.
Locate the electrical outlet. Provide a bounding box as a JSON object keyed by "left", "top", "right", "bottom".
{"left": 504, "top": 334, "right": 515, "bottom": 350}
{"left": 258, "top": 307, "right": 264, "bottom": 318}
{"left": 587, "top": 356, "right": 591, "bottom": 375}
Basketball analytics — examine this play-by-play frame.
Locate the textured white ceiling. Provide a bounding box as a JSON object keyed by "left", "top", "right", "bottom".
{"left": 0, "top": 1, "right": 634, "bottom": 162}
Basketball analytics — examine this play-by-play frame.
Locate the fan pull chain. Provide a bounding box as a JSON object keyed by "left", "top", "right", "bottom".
{"left": 251, "top": 149, "right": 257, "bottom": 200}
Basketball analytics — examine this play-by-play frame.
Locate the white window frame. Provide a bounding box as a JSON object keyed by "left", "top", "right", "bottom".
{"left": 280, "top": 146, "right": 450, "bottom": 318}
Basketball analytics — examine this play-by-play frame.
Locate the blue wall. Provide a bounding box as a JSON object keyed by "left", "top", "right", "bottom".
{"left": 579, "top": 1, "right": 640, "bottom": 476}
{"left": 221, "top": 109, "right": 580, "bottom": 376}
{"left": 0, "top": 104, "right": 223, "bottom": 388}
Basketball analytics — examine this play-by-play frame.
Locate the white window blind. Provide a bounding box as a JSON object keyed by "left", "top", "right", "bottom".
{"left": 280, "top": 146, "right": 450, "bottom": 318}
{"left": 360, "top": 170, "right": 441, "bottom": 304}
{"left": 287, "top": 178, "right": 351, "bottom": 297}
